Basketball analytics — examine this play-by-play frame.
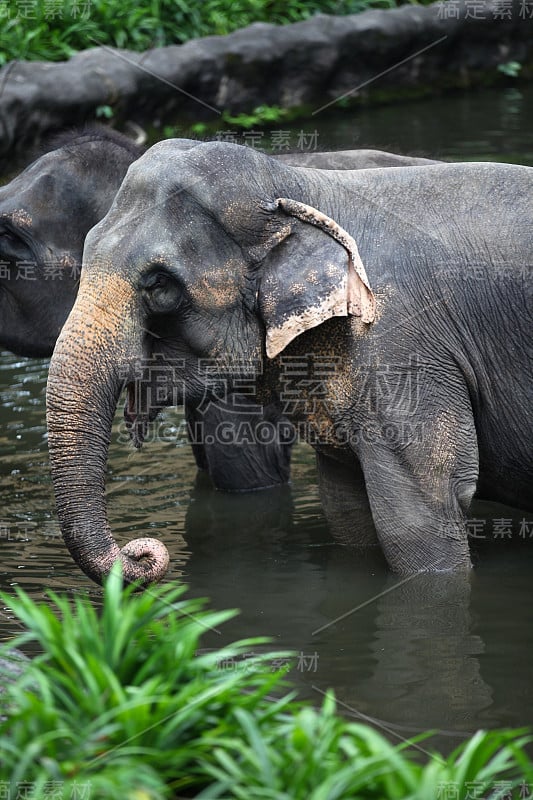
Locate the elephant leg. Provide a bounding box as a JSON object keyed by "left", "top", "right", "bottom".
{"left": 185, "top": 403, "right": 210, "bottom": 473}
{"left": 316, "top": 450, "right": 378, "bottom": 547}
{"left": 354, "top": 397, "right": 478, "bottom": 573}
{"left": 186, "top": 396, "right": 292, "bottom": 492}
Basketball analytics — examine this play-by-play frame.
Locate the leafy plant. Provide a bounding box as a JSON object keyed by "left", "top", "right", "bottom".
{"left": 0, "top": 566, "right": 292, "bottom": 797}
{"left": 497, "top": 61, "right": 522, "bottom": 78}
{"left": 95, "top": 104, "right": 114, "bottom": 119}
{"left": 221, "top": 104, "right": 289, "bottom": 129}
{"left": 200, "top": 709, "right": 532, "bottom": 799}
{"left": 1, "top": 569, "right": 532, "bottom": 798}
{"left": 190, "top": 122, "right": 210, "bottom": 136}
{"left": 0, "top": 0, "right": 434, "bottom": 65}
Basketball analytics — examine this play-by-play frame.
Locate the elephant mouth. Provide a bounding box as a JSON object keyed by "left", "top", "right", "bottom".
{"left": 124, "top": 382, "right": 163, "bottom": 449}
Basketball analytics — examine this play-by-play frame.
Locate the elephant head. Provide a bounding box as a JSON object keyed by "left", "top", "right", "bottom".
{"left": 0, "top": 130, "right": 293, "bottom": 497}
{"left": 46, "top": 140, "right": 377, "bottom": 586}
{"left": 0, "top": 128, "right": 144, "bottom": 357}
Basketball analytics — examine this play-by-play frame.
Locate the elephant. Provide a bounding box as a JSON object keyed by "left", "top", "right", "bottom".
{"left": 0, "top": 128, "right": 281, "bottom": 490}
{"left": 0, "top": 128, "right": 290, "bottom": 490}
{"left": 45, "top": 140, "right": 532, "bottom": 585}
{"left": 0, "top": 132, "right": 437, "bottom": 359}
{"left": 2, "top": 130, "right": 442, "bottom": 497}
{"left": 0, "top": 127, "right": 143, "bottom": 357}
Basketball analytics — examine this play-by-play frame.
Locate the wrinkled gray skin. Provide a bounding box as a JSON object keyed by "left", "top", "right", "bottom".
{"left": 1, "top": 131, "right": 436, "bottom": 495}
{"left": 276, "top": 149, "right": 440, "bottom": 169}
{"left": 0, "top": 128, "right": 143, "bottom": 357}
{"left": 46, "top": 140, "right": 532, "bottom": 585}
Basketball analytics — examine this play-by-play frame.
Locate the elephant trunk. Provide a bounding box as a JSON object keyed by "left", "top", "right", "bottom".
{"left": 46, "top": 274, "right": 169, "bottom": 586}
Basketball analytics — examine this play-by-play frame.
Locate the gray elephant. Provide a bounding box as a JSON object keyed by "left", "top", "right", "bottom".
{"left": 2, "top": 130, "right": 440, "bottom": 497}
{"left": 0, "top": 128, "right": 287, "bottom": 491}
{"left": 45, "top": 140, "right": 532, "bottom": 585}
{"left": 0, "top": 127, "right": 142, "bottom": 357}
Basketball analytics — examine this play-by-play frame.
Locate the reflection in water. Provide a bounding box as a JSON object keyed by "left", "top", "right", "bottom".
{"left": 1, "top": 85, "right": 533, "bottom": 745}
{"left": 175, "top": 481, "right": 533, "bottom": 751}
{"left": 348, "top": 574, "right": 491, "bottom": 740}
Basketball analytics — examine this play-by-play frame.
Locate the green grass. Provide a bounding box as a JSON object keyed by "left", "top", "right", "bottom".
{"left": 0, "top": 0, "right": 432, "bottom": 66}
{"left": 0, "top": 568, "right": 293, "bottom": 797}
{"left": 1, "top": 565, "right": 532, "bottom": 798}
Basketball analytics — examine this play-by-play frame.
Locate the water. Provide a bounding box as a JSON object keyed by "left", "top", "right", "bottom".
{"left": 278, "top": 85, "right": 533, "bottom": 165}
{"left": 1, "top": 86, "right": 533, "bottom": 754}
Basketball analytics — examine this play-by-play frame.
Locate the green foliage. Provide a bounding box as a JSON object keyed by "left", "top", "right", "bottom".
{"left": 0, "top": 566, "right": 292, "bottom": 797}
{"left": 200, "top": 698, "right": 424, "bottom": 798}
{"left": 1, "top": 568, "right": 532, "bottom": 798}
{"left": 221, "top": 104, "right": 289, "bottom": 129}
{"left": 497, "top": 61, "right": 522, "bottom": 78}
{"left": 200, "top": 714, "right": 533, "bottom": 798}
{"left": 190, "top": 122, "right": 210, "bottom": 136}
{"left": 95, "top": 104, "right": 114, "bottom": 119}
{"left": 0, "top": 0, "right": 433, "bottom": 66}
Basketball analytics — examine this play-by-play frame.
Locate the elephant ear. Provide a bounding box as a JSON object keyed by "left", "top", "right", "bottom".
{"left": 258, "top": 198, "right": 376, "bottom": 358}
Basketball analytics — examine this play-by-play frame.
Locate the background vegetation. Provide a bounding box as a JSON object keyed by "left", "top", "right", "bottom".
{"left": 0, "top": 0, "right": 433, "bottom": 66}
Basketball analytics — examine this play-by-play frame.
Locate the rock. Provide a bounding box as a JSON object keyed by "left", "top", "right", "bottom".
{"left": 0, "top": 647, "right": 30, "bottom": 693}
{"left": 0, "top": 647, "right": 31, "bottom": 720}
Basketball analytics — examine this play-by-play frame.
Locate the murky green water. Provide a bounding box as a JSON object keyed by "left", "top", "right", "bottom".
{"left": 1, "top": 86, "right": 532, "bottom": 753}
{"left": 291, "top": 85, "right": 533, "bottom": 165}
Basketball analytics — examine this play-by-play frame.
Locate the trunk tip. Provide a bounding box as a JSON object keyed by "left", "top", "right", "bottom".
{"left": 119, "top": 536, "right": 171, "bottom": 586}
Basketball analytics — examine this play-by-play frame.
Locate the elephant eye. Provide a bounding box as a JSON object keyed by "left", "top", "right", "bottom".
{"left": 142, "top": 269, "right": 171, "bottom": 290}
{"left": 148, "top": 273, "right": 168, "bottom": 290}
{"left": 0, "top": 228, "right": 23, "bottom": 247}
{"left": 141, "top": 268, "right": 182, "bottom": 314}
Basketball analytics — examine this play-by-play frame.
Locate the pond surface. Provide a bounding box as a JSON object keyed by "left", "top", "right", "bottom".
{"left": 291, "top": 85, "right": 533, "bottom": 165}
{"left": 229, "top": 84, "right": 533, "bottom": 166}
{"left": 1, "top": 85, "right": 532, "bottom": 755}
